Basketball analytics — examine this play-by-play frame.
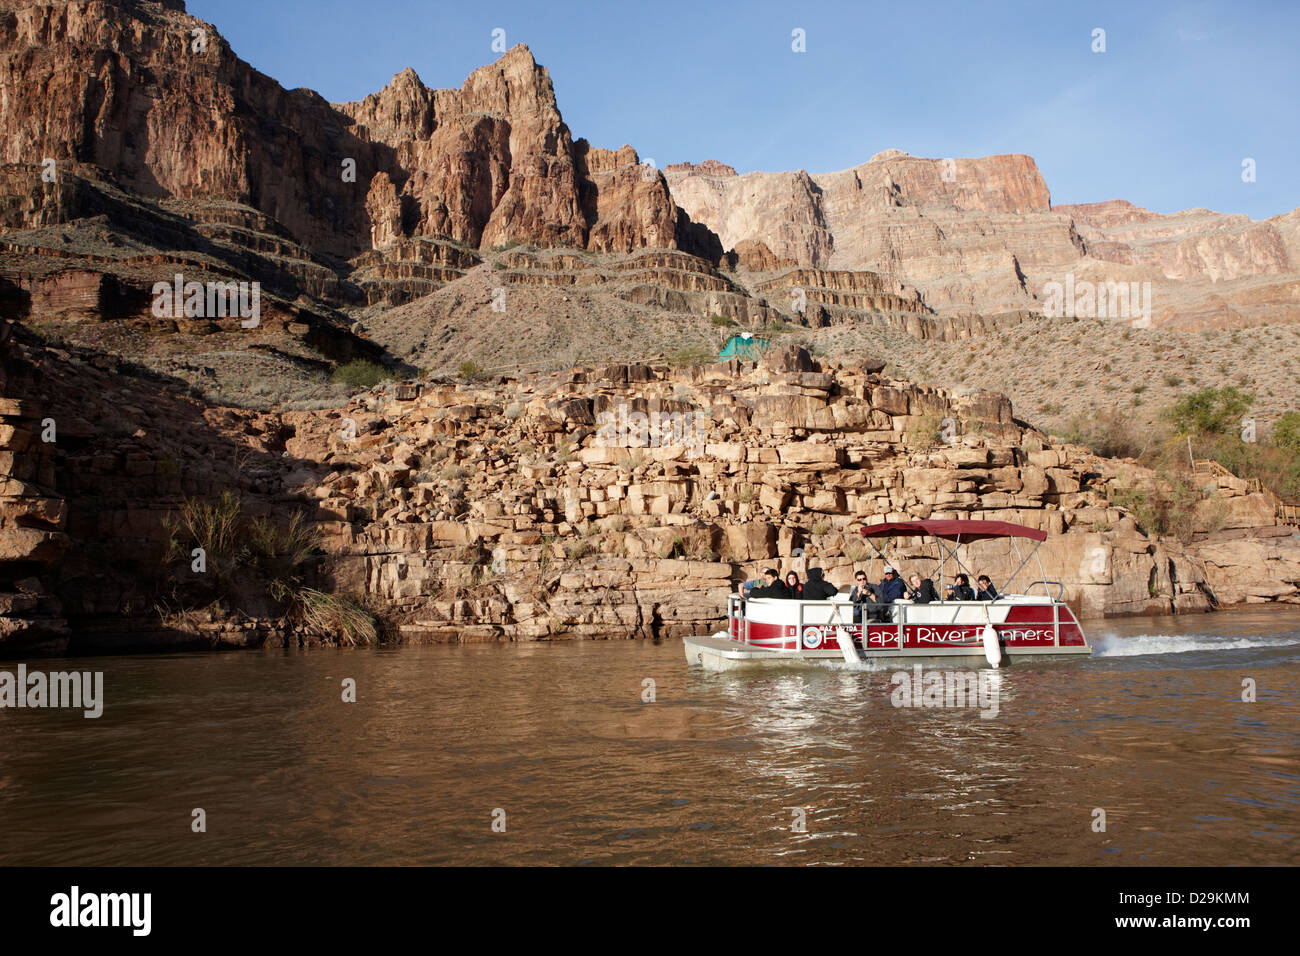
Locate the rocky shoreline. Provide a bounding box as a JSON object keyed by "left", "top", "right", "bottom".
{"left": 3, "top": 324, "right": 1298, "bottom": 655}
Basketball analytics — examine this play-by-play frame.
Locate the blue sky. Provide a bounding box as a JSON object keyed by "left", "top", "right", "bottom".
{"left": 189, "top": 0, "right": 1298, "bottom": 219}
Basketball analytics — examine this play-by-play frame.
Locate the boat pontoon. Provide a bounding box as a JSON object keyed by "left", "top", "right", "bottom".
{"left": 683, "top": 519, "right": 1091, "bottom": 671}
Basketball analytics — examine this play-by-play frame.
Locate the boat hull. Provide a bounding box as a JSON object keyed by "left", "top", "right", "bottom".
{"left": 688, "top": 595, "right": 1092, "bottom": 671}
{"left": 683, "top": 633, "right": 1091, "bottom": 672}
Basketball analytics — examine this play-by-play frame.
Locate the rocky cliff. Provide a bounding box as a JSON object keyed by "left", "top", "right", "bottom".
{"left": 666, "top": 152, "right": 1300, "bottom": 328}
{"left": 3, "top": 0, "right": 1300, "bottom": 654}
{"left": 0, "top": 0, "right": 685, "bottom": 261}
{"left": 4, "top": 324, "right": 1297, "bottom": 654}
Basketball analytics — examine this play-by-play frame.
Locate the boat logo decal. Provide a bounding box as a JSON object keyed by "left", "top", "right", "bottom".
{"left": 802, "top": 626, "right": 824, "bottom": 649}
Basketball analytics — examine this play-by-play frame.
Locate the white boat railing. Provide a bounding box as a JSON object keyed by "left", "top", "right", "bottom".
{"left": 1021, "top": 580, "right": 1066, "bottom": 601}
{"left": 732, "top": 592, "right": 1073, "bottom": 651}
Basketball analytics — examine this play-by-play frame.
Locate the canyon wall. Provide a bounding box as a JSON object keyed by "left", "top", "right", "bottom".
{"left": 0, "top": 0, "right": 686, "bottom": 261}
{"left": 666, "top": 152, "right": 1300, "bottom": 327}
{"left": 3, "top": 324, "right": 1297, "bottom": 654}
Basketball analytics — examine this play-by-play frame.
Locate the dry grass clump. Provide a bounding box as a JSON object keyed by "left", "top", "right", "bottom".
{"left": 294, "top": 588, "right": 378, "bottom": 645}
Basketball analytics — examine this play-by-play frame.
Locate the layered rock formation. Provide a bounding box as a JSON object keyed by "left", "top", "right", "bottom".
{"left": 666, "top": 152, "right": 1300, "bottom": 328}
{"left": 3, "top": 0, "right": 1299, "bottom": 656}
{"left": 4, "top": 319, "right": 1298, "bottom": 653}
{"left": 0, "top": 0, "right": 687, "bottom": 262}
{"left": 2, "top": 0, "right": 1294, "bottom": 411}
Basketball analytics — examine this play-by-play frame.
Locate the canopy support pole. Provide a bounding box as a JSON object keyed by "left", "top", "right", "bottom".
{"left": 1001, "top": 539, "right": 1045, "bottom": 596}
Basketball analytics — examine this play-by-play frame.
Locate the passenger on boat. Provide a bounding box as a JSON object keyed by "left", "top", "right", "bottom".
{"left": 802, "top": 567, "right": 839, "bottom": 601}
{"left": 747, "top": 568, "right": 791, "bottom": 599}
{"left": 877, "top": 566, "right": 906, "bottom": 603}
{"left": 946, "top": 573, "right": 976, "bottom": 601}
{"left": 849, "top": 571, "right": 875, "bottom": 624}
{"left": 906, "top": 573, "right": 940, "bottom": 604}
{"left": 976, "top": 575, "right": 999, "bottom": 601}
{"left": 864, "top": 566, "right": 906, "bottom": 622}
{"left": 784, "top": 570, "right": 802, "bottom": 598}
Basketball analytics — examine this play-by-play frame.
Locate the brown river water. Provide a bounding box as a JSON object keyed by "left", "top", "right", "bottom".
{"left": 1, "top": 608, "right": 1298, "bottom": 866}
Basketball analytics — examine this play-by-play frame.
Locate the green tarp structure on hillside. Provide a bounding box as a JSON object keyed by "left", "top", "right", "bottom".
{"left": 718, "top": 333, "right": 771, "bottom": 361}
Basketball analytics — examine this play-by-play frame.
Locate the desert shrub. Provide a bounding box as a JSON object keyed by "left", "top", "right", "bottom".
{"left": 1109, "top": 476, "right": 1203, "bottom": 542}
{"left": 161, "top": 493, "right": 379, "bottom": 640}
{"left": 331, "top": 360, "right": 390, "bottom": 389}
{"left": 843, "top": 539, "right": 870, "bottom": 563}
{"left": 1164, "top": 385, "right": 1253, "bottom": 436}
{"left": 163, "top": 491, "right": 243, "bottom": 580}
{"left": 247, "top": 511, "right": 320, "bottom": 572}
{"left": 457, "top": 360, "right": 485, "bottom": 382}
{"left": 293, "top": 588, "right": 377, "bottom": 646}
{"left": 666, "top": 345, "right": 716, "bottom": 367}
{"left": 1199, "top": 430, "right": 1300, "bottom": 500}
{"left": 617, "top": 448, "right": 646, "bottom": 471}
{"left": 1059, "top": 407, "right": 1153, "bottom": 460}
{"left": 908, "top": 409, "right": 948, "bottom": 450}
{"left": 709, "top": 314, "right": 737, "bottom": 327}
{"left": 661, "top": 537, "right": 687, "bottom": 559}
{"left": 1273, "top": 411, "right": 1300, "bottom": 453}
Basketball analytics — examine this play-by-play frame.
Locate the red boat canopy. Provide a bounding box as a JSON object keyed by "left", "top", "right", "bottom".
{"left": 859, "top": 519, "right": 1047, "bottom": 542}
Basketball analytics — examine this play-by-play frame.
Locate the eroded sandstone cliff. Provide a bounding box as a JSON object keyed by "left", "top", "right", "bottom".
{"left": 3, "top": 324, "right": 1296, "bottom": 654}
{"left": 666, "top": 152, "right": 1300, "bottom": 328}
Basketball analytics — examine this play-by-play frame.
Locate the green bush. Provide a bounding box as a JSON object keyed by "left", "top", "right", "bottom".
{"left": 709, "top": 314, "right": 737, "bottom": 327}
{"left": 162, "top": 491, "right": 243, "bottom": 581}
{"left": 1059, "top": 407, "right": 1151, "bottom": 460}
{"left": 1109, "top": 476, "right": 1203, "bottom": 542}
{"left": 457, "top": 360, "right": 485, "bottom": 382}
{"left": 1199, "top": 430, "right": 1300, "bottom": 500}
{"left": 331, "top": 360, "right": 390, "bottom": 389}
{"left": 1163, "top": 385, "right": 1253, "bottom": 436}
{"left": 666, "top": 346, "right": 715, "bottom": 368}
{"left": 1273, "top": 411, "right": 1300, "bottom": 453}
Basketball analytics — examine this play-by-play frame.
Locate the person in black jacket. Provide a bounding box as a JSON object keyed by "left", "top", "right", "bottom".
{"left": 746, "top": 568, "right": 791, "bottom": 600}
{"left": 784, "top": 571, "right": 802, "bottom": 599}
{"left": 976, "top": 575, "right": 999, "bottom": 601}
{"left": 849, "top": 570, "right": 875, "bottom": 605}
{"left": 946, "top": 573, "right": 976, "bottom": 601}
{"left": 907, "top": 573, "right": 940, "bottom": 604}
{"left": 849, "top": 570, "right": 875, "bottom": 624}
{"left": 802, "top": 567, "right": 839, "bottom": 601}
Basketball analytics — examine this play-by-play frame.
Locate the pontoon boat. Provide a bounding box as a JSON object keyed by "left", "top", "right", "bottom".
{"left": 683, "top": 519, "right": 1091, "bottom": 671}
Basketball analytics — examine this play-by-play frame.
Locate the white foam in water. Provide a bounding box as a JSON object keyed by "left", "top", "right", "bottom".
{"left": 1091, "top": 632, "right": 1300, "bottom": 658}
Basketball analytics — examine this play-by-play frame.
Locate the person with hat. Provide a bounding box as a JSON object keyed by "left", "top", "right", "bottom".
{"left": 877, "top": 566, "right": 906, "bottom": 604}
{"left": 863, "top": 565, "right": 906, "bottom": 622}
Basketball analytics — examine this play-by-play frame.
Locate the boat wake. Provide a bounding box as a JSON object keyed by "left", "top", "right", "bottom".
{"left": 1091, "top": 632, "right": 1300, "bottom": 658}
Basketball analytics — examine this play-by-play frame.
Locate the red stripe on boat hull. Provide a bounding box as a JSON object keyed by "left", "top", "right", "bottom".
{"left": 728, "top": 604, "right": 1086, "bottom": 651}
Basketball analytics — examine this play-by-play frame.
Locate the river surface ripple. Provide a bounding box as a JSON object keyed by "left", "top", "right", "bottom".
{"left": 1, "top": 608, "right": 1297, "bottom": 865}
